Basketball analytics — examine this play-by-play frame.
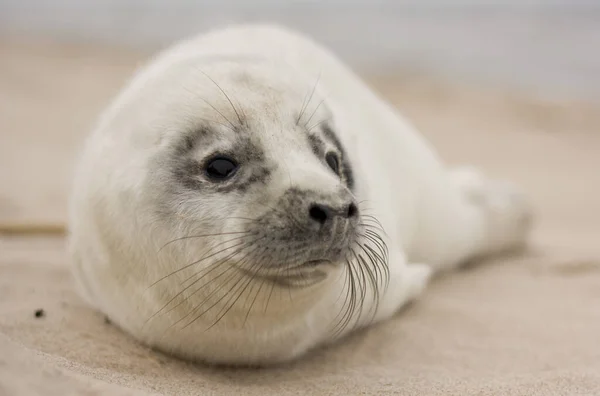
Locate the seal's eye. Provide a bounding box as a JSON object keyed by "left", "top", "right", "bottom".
{"left": 205, "top": 156, "right": 238, "bottom": 181}
{"left": 325, "top": 152, "right": 340, "bottom": 175}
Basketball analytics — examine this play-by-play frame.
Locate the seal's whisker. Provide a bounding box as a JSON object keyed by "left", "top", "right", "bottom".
{"left": 197, "top": 68, "right": 244, "bottom": 125}
{"left": 178, "top": 238, "right": 261, "bottom": 287}
{"left": 164, "top": 251, "right": 254, "bottom": 332}
{"left": 158, "top": 231, "right": 250, "bottom": 253}
{"left": 150, "top": 264, "right": 235, "bottom": 325}
{"left": 327, "top": 223, "right": 390, "bottom": 338}
{"left": 358, "top": 220, "right": 385, "bottom": 233}
{"left": 358, "top": 245, "right": 380, "bottom": 298}
{"left": 263, "top": 246, "right": 295, "bottom": 315}
{"left": 306, "top": 118, "right": 331, "bottom": 134}
{"left": 165, "top": 264, "right": 241, "bottom": 333}
{"left": 351, "top": 249, "right": 368, "bottom": 318}
{"left": 356, "top": 201, "right": 378, "bottom": 214}
{"left": 359, "top": 242, "right": 384, "bottom": 292}
{"left": 296, "top": 73, "right": 321, "bottom": 125}
{"left": 283, "top": 246, "right": 295, "bottom": 304}
{"left": 303, "top": 98, "right": 326, "bottom": 129}
{"left": 331, "top": 251, "right": 358, "bottom": 337}
{"left": 363, "top": 234, "right": 389, "bottom": 271}
{"left": 242, "top": 252, "right": 273, "bottom": 327}
{"left": 206, "top": 276, "right": 254, "bottom": 331}
{"left": 357, "top": 210, "right": 377, "bottom": 219}
{"left": 224, "top": 216, "right": 260, "bottom": 222}
{"left": 363, "top": 242, "right": 390, "bottom": 292}
{"left": 364, "top": 230, "right": 389, "bottom": 261}
{"left": 356, "top": 252, "right": 380, "bottom": 321}
{"left": 181, "top": 86, "right": 237, "bottom": 130}
{"left": 361, "top": 213, "right": 383, "bottom": 224}
{"left": 201, "top": 97, "right": 237, "bottom": 129}
{"left": 263, "top": 267, "right": 278, "bottom": 314}
{"left": 180, "top": 269, "right": 249, "bottom": 330}
{"left": 364, "top": 220, "right": 390, "bottom": 239}
{"left": 196, "top": 117, "right": 238, "bottom": 131}
{"left": 362, "top": 229, "right": 386, "bottom": 251}
{"left": 295, "top": 90, "right": 310, "bottom": 125}
{"left": 359, "top": 218, "right": 382, "bottom": 228}
{"left": 204, "top": 247, "right": 268, "bottom": 331}
{"left": 359, "top": 213, "right": 380, "bottom": 221}
{"left": 180, "top": 235, "right": 266, "bottom": 290}
{"left": 160, "top": 211, "right": 257, "bottom": 225}
{"left": 176, "top": 243, "right": 265, "bottom": 329}
{"left": 331, "top": 253, "right": 351, "bottom": 316}
{"left": 146, "top": 239, "right": 259, "bottom": 321}
{"left": 336, "top": 256, "right": 359, "bottom": 337}
{"left": 148, "top": 236, "right": 255, "bottom": 289}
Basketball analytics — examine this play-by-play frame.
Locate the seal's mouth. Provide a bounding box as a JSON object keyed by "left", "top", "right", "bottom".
{"left": 303, "top": 259, "right": 329, "bottom": 267}
{"left": 288, "top": 259, "right": 333, "bottom": 271}
{"left": 265, "top": 267, "right": 328, "bottom": 288}
{"left": 246, "top": 259, "right": 333, "bottom": 288}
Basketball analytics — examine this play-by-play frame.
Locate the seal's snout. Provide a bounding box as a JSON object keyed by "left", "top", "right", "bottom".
{"left": 308, "top": 201, "right": 358, "bottom": 226}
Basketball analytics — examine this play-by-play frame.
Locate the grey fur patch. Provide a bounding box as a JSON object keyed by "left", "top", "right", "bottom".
{"left": 173, "top": 127, "right": 213, "bottom": 156}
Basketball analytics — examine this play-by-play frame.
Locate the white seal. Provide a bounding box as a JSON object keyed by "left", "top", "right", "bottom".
{"left": 68, "top": 24, "right": 532, "bottom": 365}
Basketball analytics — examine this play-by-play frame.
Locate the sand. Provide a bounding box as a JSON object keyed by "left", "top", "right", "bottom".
{"left": 1, "top": 37, "right": 600, "bottom": 396}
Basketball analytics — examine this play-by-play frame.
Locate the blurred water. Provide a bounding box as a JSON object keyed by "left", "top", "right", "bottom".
{"left": 1, "top": 0, "right": 600, "bottom": 99}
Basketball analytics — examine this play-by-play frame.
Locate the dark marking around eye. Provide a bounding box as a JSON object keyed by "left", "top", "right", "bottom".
{"left": 322, "top": 124, "right": 354, "bottom": 191}
{"left": 308, "top": 124, "right": 355, "bottom": 191}
{"left": 174, "top": 127, "right": 212, "bottom": 156}
{"left": 172, "top": 159, "right": 204, "bottom": 190}
{"left": 169, "top": 129, "right": 272, "bottom": 194}
{"left": 308, "top": 134, "right": 325, "bottom": 155}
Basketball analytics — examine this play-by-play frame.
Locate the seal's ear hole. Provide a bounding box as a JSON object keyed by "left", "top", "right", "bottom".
{"left": 205, "top": 156, "right": 239, "bottom": 181}
{"left": 325, "top": 152, "right": 340, "bottom": 175}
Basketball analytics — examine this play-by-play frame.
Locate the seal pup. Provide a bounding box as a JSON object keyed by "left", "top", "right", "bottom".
{"left": 68, "top": 24, "right": 532, "bottom": 365}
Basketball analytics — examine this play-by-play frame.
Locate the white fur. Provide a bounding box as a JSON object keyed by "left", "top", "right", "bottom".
{"left": 68, "top": 24, "right": 532, "bottom": 365}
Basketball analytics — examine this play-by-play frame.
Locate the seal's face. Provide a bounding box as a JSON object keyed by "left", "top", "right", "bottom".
{"left": 72, "top": 53, "right": 389, "bottom": 341}
{"left": 145, "top": 61, "right": 365, "bottom": 288}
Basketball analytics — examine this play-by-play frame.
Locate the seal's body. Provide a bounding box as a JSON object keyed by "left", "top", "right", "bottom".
{"left": 68, "top": 25, "right": 531, "bottom": 365}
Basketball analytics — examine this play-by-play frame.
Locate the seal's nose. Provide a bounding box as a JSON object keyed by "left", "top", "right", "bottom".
{"left": 308, "top": 201, "right": 358, "bottom": 226}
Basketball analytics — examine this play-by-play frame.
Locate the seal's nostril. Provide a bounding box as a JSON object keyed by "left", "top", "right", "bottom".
{"left": 309, "top": 204, "right": 328, "bottom": 225}
{"left": 309, "top": 202, "right": 357, "bottom": 224}
{"left": 347, "top": 202, "right": 358, "bottom": 218}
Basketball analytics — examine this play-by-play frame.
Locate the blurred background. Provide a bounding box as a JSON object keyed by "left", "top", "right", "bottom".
{"left": 1, "top": 0, "right": 600, "bottom": 98}
{"left": 1, "top": 0, "right": 599, "bottom": 248}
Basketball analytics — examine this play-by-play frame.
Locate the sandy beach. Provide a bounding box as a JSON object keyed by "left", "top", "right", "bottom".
{"left": 1, "top": 37, "right": 600, "bottom": 395}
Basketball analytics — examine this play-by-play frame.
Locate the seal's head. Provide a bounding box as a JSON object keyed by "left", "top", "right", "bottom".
{"left": 148, "top": 59, "right": 361, "bottom": 284}
{"left": 69, "top": 55, "right": 387, "bottom": 362}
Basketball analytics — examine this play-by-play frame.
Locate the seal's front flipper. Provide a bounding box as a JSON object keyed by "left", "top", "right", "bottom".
{"left": 403, "top": 263, "right": 433, "bottom": 302}
{"left": 370, "top": 261, "right": 432, "bottom": 324}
